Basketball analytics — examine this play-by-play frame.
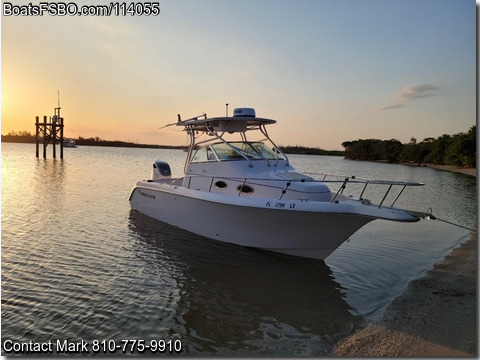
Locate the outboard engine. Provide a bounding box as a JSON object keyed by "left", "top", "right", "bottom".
{"left": 152, "top": 160, "right": 172, "bottom": 180}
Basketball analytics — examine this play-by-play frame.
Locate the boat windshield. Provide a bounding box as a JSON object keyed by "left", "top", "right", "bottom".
{"left": 214, "top": 142, "right": 282, "bottom": 161}
{"left": 191, "top": 142, "right": 284, "bottom": 162}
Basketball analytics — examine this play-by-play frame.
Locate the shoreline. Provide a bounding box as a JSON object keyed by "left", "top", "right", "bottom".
{"left": 330, "top": 228, "right": 476, "bottom": 356}
{"left": 376, "top": 160, "right": 476, "bottom": 177}
{"left": 425, "top": 163, "right": 476, "bottom": 177}
{"left": 330, "top": 166, "right": 476, "bottom": 356}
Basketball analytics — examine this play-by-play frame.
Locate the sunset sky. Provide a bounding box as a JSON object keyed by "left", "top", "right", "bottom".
{"left": 1, "top": 0, "right": 476, "bottom": 150}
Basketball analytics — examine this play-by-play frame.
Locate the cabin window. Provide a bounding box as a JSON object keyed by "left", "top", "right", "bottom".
{"left": 192, "top": 147, "right": 208, "bottom": 162}
{"left": 192, "top": 146, "right": 218, "bottom": 162}
{"left": 214, "top": 180, "right": 228, "bottom": 189}
{"left": 237, "top": 184, "right": 254, "bottom": 194}
{"left": 207, "top": 147, "right": 217, "bottom": 161}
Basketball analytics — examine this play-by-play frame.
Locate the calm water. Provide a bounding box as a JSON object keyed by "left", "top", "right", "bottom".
{"left": 1, "top": 143, "right": 476, "bottom": 356}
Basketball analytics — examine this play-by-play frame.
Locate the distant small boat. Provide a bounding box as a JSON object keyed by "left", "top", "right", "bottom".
{"left": 63, "top": 138, "right": 77, "bottom": 148}
{"left": 129, "top": 106, "right": 431, "bottom": 260}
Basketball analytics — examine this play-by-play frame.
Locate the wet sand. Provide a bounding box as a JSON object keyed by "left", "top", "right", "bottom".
{"left": 426, "top": 164, "right": 476, "bottom": 177}
{"left": 330, "top": 166, "right": 477, "bottom": 356}
{"left": 331, "top": 229, "right": 476, "bottom": 356}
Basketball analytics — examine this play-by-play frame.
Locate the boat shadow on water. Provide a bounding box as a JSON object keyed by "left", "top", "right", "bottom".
{"left": 127, "top": 210, "right": 365, "bottom": 356}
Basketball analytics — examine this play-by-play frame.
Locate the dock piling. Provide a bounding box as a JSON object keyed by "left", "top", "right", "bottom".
{"left": 35, "top": 105, "right": 65, "bottom": 159}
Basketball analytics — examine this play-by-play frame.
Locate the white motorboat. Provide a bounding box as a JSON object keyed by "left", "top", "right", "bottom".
{"left": 129, "top": 107, "right": 428, "bottom": 259}
{"left": 62, "top": 138, "right": 77, "bottom": 148}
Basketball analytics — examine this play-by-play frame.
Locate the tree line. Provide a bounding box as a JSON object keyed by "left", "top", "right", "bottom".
{"left": 1, "top": 130, "right": 36, "bottom": 143}
{"left": 3, "top": 127, "right": 476, "bottom": 167}
{"left": 341, "top": 125, "right": 476, "bottom": 167}
{"left": 0, "top": 132, "right": 182, "bottom": 149}
{"left": 1, "top": 132, "right": 344, "bottom": 155}
{"left": 279, "top": 145, "right": 344, "bottom": 156}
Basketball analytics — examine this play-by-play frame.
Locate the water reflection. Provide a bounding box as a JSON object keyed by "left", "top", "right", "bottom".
{"left": 128, "top": 210, "right": 364, "bottom": 355}
{"left": 33, "top": 160, "right": 66, "bottom": 215}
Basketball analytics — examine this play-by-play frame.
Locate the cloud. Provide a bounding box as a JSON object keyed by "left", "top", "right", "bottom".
{"left": 377, "top": 83, "right": 439, "bottom": 111}
{"left": 394, "top": 84, "right": 439, "bottom": 101}
{"left": 376, "top": 104, "right": 405, "bottom": 111}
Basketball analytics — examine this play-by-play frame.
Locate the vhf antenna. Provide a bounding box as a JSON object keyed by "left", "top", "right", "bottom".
{"left": 225, "top": 103, "right": 229, "bottom": 117}
{"left": 54, "top": 90, "right": 61, "bottom": 122}
{"left": 56, "top": 90, "right": 61, "bottom": 113}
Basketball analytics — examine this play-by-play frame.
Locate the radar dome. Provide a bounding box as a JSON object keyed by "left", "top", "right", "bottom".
{"left": 233, "top": 108, "right": 256, "bottom": 118}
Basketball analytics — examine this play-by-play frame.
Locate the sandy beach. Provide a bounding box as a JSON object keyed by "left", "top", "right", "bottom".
{"left": 330, "top": 166, "right": 477, "bottom": 357}
{"left": 426, "top": 164, "right": 476, "bottom": 177}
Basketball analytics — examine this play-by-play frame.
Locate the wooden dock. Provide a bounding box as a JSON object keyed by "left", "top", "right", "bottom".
{"left": 35, "top": 105, "right": 64, "bottom": 159}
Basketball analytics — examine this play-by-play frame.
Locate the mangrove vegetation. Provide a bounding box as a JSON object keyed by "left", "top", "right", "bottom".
{"left": 341, "top": 125, "right": 476, "bottom": 167}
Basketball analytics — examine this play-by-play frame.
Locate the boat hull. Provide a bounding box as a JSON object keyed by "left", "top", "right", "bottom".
{"left": 128, "top": 181, "right": 417, "bottom": 259}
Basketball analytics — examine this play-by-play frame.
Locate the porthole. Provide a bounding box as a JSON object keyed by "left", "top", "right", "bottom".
{"left": 237, "top": 184, "right": 254, "bottom": 194}
{"left": 215, "top": 180, "right": 228, "bottom": 189}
